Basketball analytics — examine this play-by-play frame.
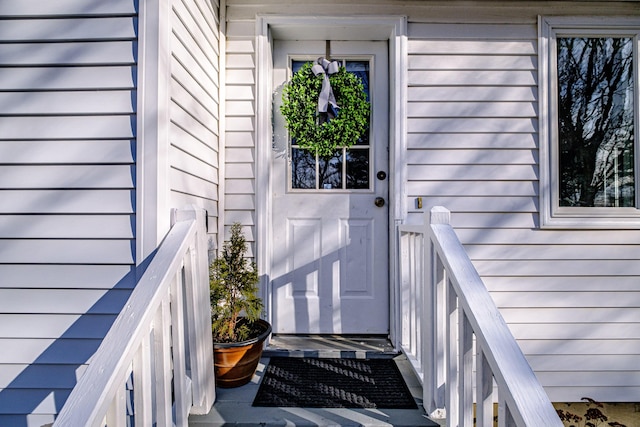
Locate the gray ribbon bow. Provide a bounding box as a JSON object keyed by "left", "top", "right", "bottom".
{"left": 311, "top": 57, "right": 340, "bottom": 121}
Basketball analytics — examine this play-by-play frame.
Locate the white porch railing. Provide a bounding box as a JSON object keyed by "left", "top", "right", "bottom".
{"left": 398, "top": 206, "right": 562, "bottom": 427}
{"left": 53, "top": 206, "right": 215, "bottom": 427}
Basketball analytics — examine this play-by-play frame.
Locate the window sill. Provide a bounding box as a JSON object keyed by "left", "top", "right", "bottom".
{"left": 541, "top": 207, "right": 640, "bottom": 229}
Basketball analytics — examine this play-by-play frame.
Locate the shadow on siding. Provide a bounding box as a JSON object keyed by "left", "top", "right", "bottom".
{"left": 0, "top": 256, "right": 153, "bottom": 427}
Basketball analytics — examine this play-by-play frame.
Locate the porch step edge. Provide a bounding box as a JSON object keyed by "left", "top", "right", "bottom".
{"left": 262, "top": 348, "right": 398, "bottom": 359}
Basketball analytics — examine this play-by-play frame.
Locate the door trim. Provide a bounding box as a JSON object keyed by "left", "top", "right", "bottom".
{"left": 255, "top": 15, "right": 408, "bottom": 346}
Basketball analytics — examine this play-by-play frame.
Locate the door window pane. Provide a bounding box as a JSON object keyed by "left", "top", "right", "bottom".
{"left": 346, "top": 61, "right": 371, "bottom": 146}
{"left": 557, "top": 37, "right": 635, "bottom": 207}
{"left": 346, "top": 148, "right": 369, "bottom": 189}
{"left": 289, "top": 59, "right": 371, "bottom": 190}
{"left": 291, "top": 147, "right": 316, "bottom": 189}
{"left": 318, "top": 150, "right": 343, "bottom": 190}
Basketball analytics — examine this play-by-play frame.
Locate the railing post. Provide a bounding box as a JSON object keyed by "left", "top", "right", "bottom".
{"left": 399, "top": 231, "right": 411, "bottom": 362}
{"left": 422, "top": 211, "right": 435, "bottom": 414}
{"left": 424, "top": 208, "right": 449, "bottom": 417}
{"left": 172, "top": 206, "right": 216, "bottom": 414}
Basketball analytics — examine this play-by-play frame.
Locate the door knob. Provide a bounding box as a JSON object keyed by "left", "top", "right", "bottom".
{"left": 374, "top": 197, "right": 385, "bottom": 207}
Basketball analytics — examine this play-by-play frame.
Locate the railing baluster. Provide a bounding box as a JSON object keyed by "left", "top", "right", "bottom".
{"left": 171, "top": 266, "right": 189, "bottom": 426}
{"left": 106, "top": 383, "right": 126, "bottom": 426}
{"left": 400, "top": 233, "right": 409, "bottom": 353}
{"left": 415, "top": 236, "right": 423, "bottom": 366}
{"left": 410, "top": 234, "right": 418, "bottom": 359}
{"left": 433, "top": 254, "right": 446, "bottom": 411}
{"left": 446, "top": 281, "right": 458, "bottom": 427}
{"left": 154, "top": 298, "right": 173, "bottom": 426}
{"left": 497, "top": 396, "right": 518, "bottom": 427}
{"left": 459, "top": 312, "right": 473, "bottom": 427}
{"left": 476, "top": 348, "right": 494, "bottom": 427}
{"left": 133, "top": 333, "right": 153, "bottom": 426}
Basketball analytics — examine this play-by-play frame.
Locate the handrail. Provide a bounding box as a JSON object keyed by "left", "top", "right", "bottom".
{"left": 53, "top": 206, "right": 215, "bottom": 427}
{"left": 398, "top": 206, "right": 562, "bottom": 427}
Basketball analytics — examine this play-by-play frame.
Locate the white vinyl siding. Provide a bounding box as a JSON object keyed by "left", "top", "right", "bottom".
{"left": 169, "top": 0, "right": 221, "bottom": 246}
{"left": 407, "top": 18, "right": 640, "bottom": 401}
{"left": 0, "top": 0, "right": 222, "bottom": 423}
{"left": 225, "top": 0, "right": 640, "bottom": 402}
{"left": 224, "top": 25, "right": 258, "bottom": 249}
{"left": 0, "top": 1, "right": 137, "bottom": 425}
{"left": 406, "top": 23, "right": 539, "bottom": 224}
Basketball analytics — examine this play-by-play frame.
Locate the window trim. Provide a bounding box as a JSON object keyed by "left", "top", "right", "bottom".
{"left": 539, "top": 16, "right": 640, "bottom": 229}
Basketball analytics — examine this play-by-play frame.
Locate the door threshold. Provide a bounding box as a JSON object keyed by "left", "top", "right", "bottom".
{"left": 264, "top": 334, "right": 398, "bottom": 359}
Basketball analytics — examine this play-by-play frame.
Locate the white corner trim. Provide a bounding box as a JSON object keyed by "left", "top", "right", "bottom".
{"left": 136, "top": 0, "right": 172, "bottom": 264}
{"left": 217, "top": 0, "right": 227, "bottom": 255}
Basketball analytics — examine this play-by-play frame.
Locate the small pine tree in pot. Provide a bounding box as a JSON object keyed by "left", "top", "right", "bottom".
{"left": 210, "top": 223, "right": 271, "bottom": 387}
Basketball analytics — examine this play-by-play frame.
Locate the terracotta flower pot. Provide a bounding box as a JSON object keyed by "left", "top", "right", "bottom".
{"left": 213, "top": 319, "right": 272, "bottom": 388}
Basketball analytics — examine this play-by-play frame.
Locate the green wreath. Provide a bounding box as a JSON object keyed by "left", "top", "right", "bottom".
{"left": 280, "top": 61, "right": 370, "bottom": 157}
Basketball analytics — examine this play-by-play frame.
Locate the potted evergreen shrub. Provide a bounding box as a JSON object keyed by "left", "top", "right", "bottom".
{"left": 210, "top": 223, "right": 271, "bottom": 388}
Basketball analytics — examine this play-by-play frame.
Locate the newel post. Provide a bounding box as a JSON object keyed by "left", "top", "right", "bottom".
{"left": 172, "top": 206, "right": 216, "bottom": 413}
{"left": 423, "top": 206, "right": 450, "bottom": 417}
{"left": 429, "top": 205, "right": 451, "bottom": 225}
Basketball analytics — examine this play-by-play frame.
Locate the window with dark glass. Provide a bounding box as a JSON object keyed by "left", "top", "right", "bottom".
{"left": 557, "top": 37, "right": 635, "bottom": 207}
{"left": 290, "top": 60, "right": 371, "bottom": 191}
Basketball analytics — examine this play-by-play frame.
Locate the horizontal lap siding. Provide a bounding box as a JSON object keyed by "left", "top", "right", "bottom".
{"left": 170, "top": 0, "right": 221, "bottom": 245}
{"left": 224, "top": 19, "right": 257, "bottom": 246}
{"left": 407, "top": 12, "right": 640, "bottom": 402}
{"left": 0, "top": 2, "right": 137, "bottom": 424}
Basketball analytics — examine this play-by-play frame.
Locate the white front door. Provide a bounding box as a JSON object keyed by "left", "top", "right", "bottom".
{"left": 270, "top": 40, "right": 389, "bottom": 334}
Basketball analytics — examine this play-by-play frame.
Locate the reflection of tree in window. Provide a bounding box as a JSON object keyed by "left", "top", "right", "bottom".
{"left": 292, "top": 148, "right": 316, "bottom": 189}
{"left": 318, "top": 151, "right": 342, "bottom": 189}
{"left": 557, "top": 37, "right": 634, "bottom": 207}
{"left": 346, "top": 149, "right": 369, "bottom": 189}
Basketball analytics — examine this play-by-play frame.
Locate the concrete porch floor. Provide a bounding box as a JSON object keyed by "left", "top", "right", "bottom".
{"left": 188, "top": 336, "right": 443, "bottom": 427}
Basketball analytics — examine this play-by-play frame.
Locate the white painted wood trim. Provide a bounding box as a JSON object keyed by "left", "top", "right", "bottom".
{"left": 538, "top": 15, "right": 640, "bottom": 229}
{"left": 136, "top": 0, "right": 172, "bottom": 263}
{"left": 155, "top": 298, "right": 173, "bottom": 426}
{"left": 170, "top": 277, "right": 188, "bottom": 426}
{"left": 388, "top": 17, "right": 408, "bottom": 350}
{"left": 255, "top": 14, "right": 408, "bottom": 333}
{"left": 255, "top": 16, "right": 273, "bottom": 320}
{"left": 217, "top": 0, "right": 227, "bottom": 256}
{"left": 133, "top": 334, "right": 153, "bottom": 426}
{"left": 173, "top": 206, "right": 216, "bottom": 413}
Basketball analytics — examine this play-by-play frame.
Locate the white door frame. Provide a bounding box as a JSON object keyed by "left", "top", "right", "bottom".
{"left": 254, "top": 15, "right": 408, "bottom": 345}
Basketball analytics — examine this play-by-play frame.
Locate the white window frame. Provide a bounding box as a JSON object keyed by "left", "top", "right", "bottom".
{"left": 539, "top": 16, "right": 640, "bottom": 229}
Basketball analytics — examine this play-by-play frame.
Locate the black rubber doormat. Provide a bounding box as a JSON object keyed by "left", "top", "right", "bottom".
{"left": 252, "top": 357, "right": 418, "bottom": 409}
